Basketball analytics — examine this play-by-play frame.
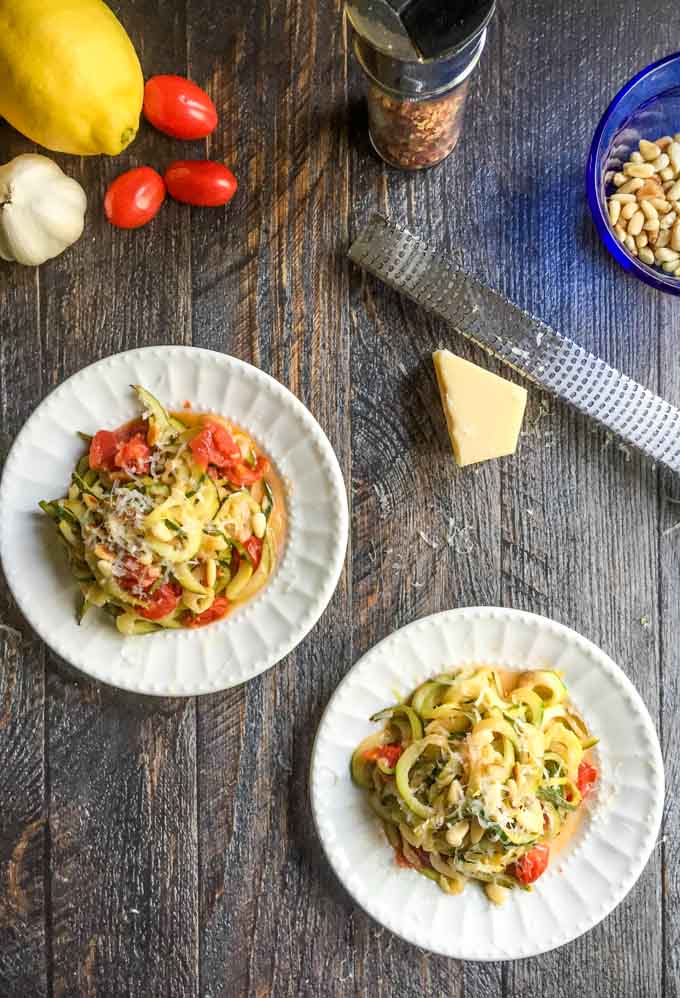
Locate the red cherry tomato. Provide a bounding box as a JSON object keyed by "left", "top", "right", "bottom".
{"left": 138, "top": 582, "right": 182, "bottom": 621}
{"left": 114, "top": 433, "right": 151, "bottom": 474}
{"left": 243, "top": 536, "right": 263, "bottom": 569}
{"left": 189, "top": 421, "right": 241, "bottom": 470}
{"left": 185, "top": 595, "right": 230, "bottom": 628}
{"left": 104, "top": 167, "right": 166, "bottom": 229}
{"left": 89, "top": 430, "right": 119, "bottom": 470}
{"left": 226, "top": 456, "right": 269, "bottom": 487}
{"left": 118, "top": 557, "right": 161, "bottom": 592}
{"left": 512, "top": 844, "right": 550, "bottom": 885}
{"left": 576, "top": 760, "right": 598, "bottom": 798}
{"left": 143, "top": 75, "right": 218, "bottom": 140}
{"left": 164, "top": 160, "right": 238, "bottom": 207}
{"left": 363, "top": 744, "right": 403, "bottom": 767}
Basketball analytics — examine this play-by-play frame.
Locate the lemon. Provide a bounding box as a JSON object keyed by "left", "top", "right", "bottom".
{"left": 0, "top": 0, "right": 143, "bottom": 155}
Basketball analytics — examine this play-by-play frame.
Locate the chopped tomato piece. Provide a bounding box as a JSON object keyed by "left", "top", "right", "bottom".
{"left": 576, "top": 760, "right": 598, "bottom": 798}
{"left": 114, "top": 432, "right": 151, "bottom": 474}
{"left": 189, "top": 421, "right": 241, "bottom": 470}
{"left": 243, "top": 536, "right": 263, "bottom": 569}
{"left": 394, "top": 844, "right": 430, "bottom": 870}
{"left": 395, "top": 849, "right": 412, "bottom": 868}
{"left": 89, "top": 430, "right": 119, "bottom": 471}
{"left": 512, "top": 844, "right": 550, "bottom": 885}
{"left": 363, "top": 743, "right": 403, "bottom": 767}
{"left": 226, "top": 456, "right": 269, "bottom": 487}
{"left": 138, "top": 581, "right": 182, "bottom": 620}
{"left": 185, "top": 595, "right": 230, "bottom": 628}
{"left": 89, "top": 420, "right": 148, "bottom": 472}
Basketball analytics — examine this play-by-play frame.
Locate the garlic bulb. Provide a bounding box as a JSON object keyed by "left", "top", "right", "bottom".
{"left": 0, "top": 154, "right": 87, "bottom": 266}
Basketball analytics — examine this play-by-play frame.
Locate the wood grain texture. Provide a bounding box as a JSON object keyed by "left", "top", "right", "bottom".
{"left": 0, "top": 0, "right": 676, "bottom": 995}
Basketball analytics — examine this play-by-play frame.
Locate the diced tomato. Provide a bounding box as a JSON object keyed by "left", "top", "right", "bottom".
{"left": 118, "top": 557, "right": 160, "bottom": 592}
{"left": 243, "top": 535, "right": 263, "bottom": 569}
{"left": 512, "top": 844, "right": 550, "bottom": 885}
{"left": 189, "top": 421, "right": 241, "bottom": 470}
{"left": 114, "top": 432, "right": 151, "bottom": 474}
{"left": 395, "top": 849, "right": 412, "bottom": 869}
{"left": 185, "top": 595, "right": 230, "bottom": 628}
{"left": 363, "top": 743, "right": 403, "bottom": 767}
{"left": 89, "top": 420, "right": 149, "bottom": 472}
{"left": 138, "top": 582, "right": 182, "bottom": 621}
{"left": 394, "top": 844, "right": 430, "bottom": 870}
{"left": 226, "top": 456, "right": 269, "bottom": 487}
{"left": 89, "top": 430, "right": 119, "bottom": 471}
{"left": 577, "top": 760, "right": 598, "bottom": 798}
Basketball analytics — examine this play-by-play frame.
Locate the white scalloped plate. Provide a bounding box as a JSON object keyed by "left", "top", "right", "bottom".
{"left": 0, "top": 346, "right": 348, "bottom": 696}
{"left": 310, "top": 608, "right": 664, "bottom": 960}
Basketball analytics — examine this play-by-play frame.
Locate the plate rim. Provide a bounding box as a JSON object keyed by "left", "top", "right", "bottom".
{"left": 309, "top": 606, "right": 665, "bottom": 961}
{"left": 0, "top": 344, "right": 349, "bottom": 696}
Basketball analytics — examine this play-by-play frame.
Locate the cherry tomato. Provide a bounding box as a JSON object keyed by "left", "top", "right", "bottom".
{"left": 185, "top": 595, "right": 230, "bottom": 628}
{"left": 189, "top": 421, "right": 242, "bottom": 470}
{"left": 164, "top": 160, "right": 238, "bottom": 207}
{"left": 104, "top": 167, "right": 166, "bottom": 229}
{"left": 115, "top": 432, "right": 151, "bottom": 474}
{"left": 243, "top": 536, "right": 263, "bottom": 569}
{"left": 576, "top": 760, "right": 598, "bottom": 798}
{"left": 143, "top": 75, "right": 218, "bottom": 140}
{"left": 227, "top": 456, "right": 269, "bottom": 487}
{"left": 138, "top": 582, "right": 182, "bottom": 621}
{"left": 89, "top": 430, "right": 119, "bottom": 470}
{"left": 363, "top": 744, "right": 403, "bottom": 767}
{"left": 512, "top": 844, "right": 550, "bottom": 885}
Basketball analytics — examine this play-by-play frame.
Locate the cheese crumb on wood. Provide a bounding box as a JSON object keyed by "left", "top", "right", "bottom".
{"left": 433, "top": 350, "right": 528, "bottom": 467}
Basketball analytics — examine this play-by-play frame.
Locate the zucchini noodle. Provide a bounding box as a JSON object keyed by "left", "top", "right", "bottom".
{"left": 351, "top": 666, "right": 598, "bottom": 905}
{"left": 40, "top": 385, "right": 281, "bottom": 634}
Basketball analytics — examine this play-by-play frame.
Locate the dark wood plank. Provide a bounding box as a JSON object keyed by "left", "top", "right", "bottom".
{"left": 0, "top": 179, "right": 48, "bottom": 996}
{"left": 186, "top": 1, "right": 354, "bottom": 995}
{"left": 0, "top": 3, "right": 198, "bottom": 996}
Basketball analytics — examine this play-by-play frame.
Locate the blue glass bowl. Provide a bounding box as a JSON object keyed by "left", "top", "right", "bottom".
{"left": 586, "top": 51, "right": 680, "bottom": 295}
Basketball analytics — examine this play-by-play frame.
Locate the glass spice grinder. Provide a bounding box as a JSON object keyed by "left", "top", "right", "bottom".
{"left": 346, "top": 0, "right": 495, "bottom": 170}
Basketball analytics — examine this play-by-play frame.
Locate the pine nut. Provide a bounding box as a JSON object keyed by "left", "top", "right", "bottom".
{"left": 648, "top": 230, "right": 659, "bottom": 246}
{"left": 660, "top": 210, "right": 677, "bottom": 230}
{"left": 251, "top": 511, "right": 267, "bottom": 538}
{"left": 655, "top": 247, "right": 680, "bottom": 263}
{"left": 624, "top": 235, "right": 638, "bottom": 255}
{"left": 639, "top": 246, "right": 655, "bottom": 265}
{"left": 621, "top": 200, "right": 638, "bottom": 220}
{"left": 657, "top": 229, "right": 671, "bottom": 249}
{"left": 639, "top": 200, "right": 658, "bottom": 221}
{"left": 610, "top": 192, "right": 637, "bottom": 203}
{"left": 672, "top": 220, "right": 680, "bottom": 252}
{"left": 613, "top": 172, "right": 627, "bottom": 187}
{"left": 639, "top": 139, "right": 661, "bottom": 161}
{"left": 635, "top": 232, "right": 648, "bottom": 248}
{"left": 662, "top": 260, "right": 678, "bottom": 273}
{"left": 670, "top": 142, "right": 680, "bottom": 174}
{"left": 97, "top": 560, "right": 113, "bottom": 577}
{"left": 643, "top": 218, "right": 660, "bottom": 232}
{"left": 618, "top": 178, "right": 645, "bottom": 194}
{"left": 650, "top": 197, "right": 670, "bottom": 212}
{"left": 675, "top": 134, "right": 680, "bottom": 142}
{"left": 668, "top": 180, "right": 680, "bottom": 201}
{"left": 614, "top": 223, "right": 626, "bottom": 242}
{"left": 652, "top": 153, "right": 670, "bottom": 172}
{"left": 627, "top": 210, "right": 644, "bottom": 235}
{"left": 663, "top": 180, "right": 675, "bottom": 192}
{"left": 624, "top": 162, "right": 655, "bottom": 178}
{"left": 608, "top": 200, "right": 621, "bottom": 225}
{"left": 675, "top": 266, "right": 680, "bottom": 277}
{"left": 660, "top": 167, "right": 675, "bottom": 181}
{"left": 636, "top": 178, "right": 664, "bottom": 199}
{"left": 630, "top": 150, "right": 643, "bottom": 163}
{"left": 656, "top": 135, "right": 673, "bottom": 149}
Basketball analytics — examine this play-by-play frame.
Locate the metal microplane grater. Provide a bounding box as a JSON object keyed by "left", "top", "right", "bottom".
{"left": 349, "top": 213, "right": 680, "bottom": 474}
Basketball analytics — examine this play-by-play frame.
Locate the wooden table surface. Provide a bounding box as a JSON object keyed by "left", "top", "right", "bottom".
{"left": 1, "top": 1, "right": 678, "bottom": 996}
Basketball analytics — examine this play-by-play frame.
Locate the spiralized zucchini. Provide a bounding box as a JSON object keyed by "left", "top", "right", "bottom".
{"left": 351, "top": 666, "right": 598, "bottom": 905}
{"left": 40, "top": 385, "right": 280, "bottom": 633}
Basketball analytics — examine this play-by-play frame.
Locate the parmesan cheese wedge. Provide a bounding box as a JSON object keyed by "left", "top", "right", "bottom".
{"left": 433, "top": 350, "right": 527, "bottom": 467}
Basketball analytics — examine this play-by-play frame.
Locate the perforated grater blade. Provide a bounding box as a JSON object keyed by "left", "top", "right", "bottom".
{"left": 349, "top": 213, "right": 680, "bottom": 474}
